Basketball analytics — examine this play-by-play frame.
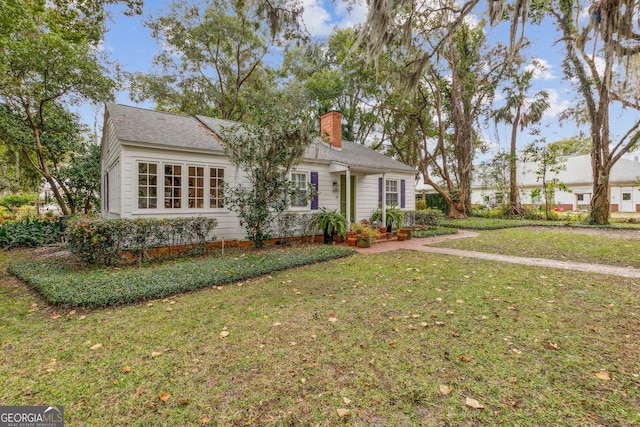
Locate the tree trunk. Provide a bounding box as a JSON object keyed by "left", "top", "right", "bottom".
{"left": 509, "top": 106, "right": 521, "bottom": 212}
{"left": 448, "top": 202, "right": 467, "bottom": 219}
{"left": 590, "top": 171, "right": 610, "bottom": 225}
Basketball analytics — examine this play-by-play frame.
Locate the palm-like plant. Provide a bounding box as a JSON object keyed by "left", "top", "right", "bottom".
{"left": 494, "top": 67, "right": 550, "bottom": 214}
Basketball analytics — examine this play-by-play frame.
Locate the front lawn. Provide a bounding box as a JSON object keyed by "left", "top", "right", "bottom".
{"left": 432, "top": 227, "right": 640, "bottom": 268}
{"left": 1, "top": 247, "right": 639, "bottom": 426}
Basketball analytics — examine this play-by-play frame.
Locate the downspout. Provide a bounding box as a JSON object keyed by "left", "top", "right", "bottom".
{"left": 381, "top": 173, "right": 386, "bottom": 228}
{"left": 346, "top": 167, "right": 351, "bottom": 224}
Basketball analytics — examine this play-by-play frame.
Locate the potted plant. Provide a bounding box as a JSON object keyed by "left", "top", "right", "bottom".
{"left": 316, "top": 208, "right": 347, "bottom": 244}
{"left": 371, "top": 207, "right": 404, "bottom": 232}
{"left": 356, "top": 227, "right": 378, "bottom": 248}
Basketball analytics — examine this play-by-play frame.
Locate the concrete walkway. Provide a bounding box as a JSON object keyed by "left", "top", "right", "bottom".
{"left": 353, "top": 230, "right": 640, "bottom": 279}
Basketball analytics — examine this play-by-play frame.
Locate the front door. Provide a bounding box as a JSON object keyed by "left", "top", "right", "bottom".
{"left": 340, "top": 175, "right": 356, "bottom": 222}
{"left": 621, "top": 187, "right": 634, "bottom": 212}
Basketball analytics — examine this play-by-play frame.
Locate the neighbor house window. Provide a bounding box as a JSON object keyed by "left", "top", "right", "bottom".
{"left": 138, "top": 162, "right": 158, "bottom": 209}
{"left": 386, "top": 179, "right": 399, "bottom": 206}
{"left": 209, "top": 167, "right": 224, "bottom": 208}
{"left": 188, "top": 166, "right": 205, "bottom": 208}
{"left": 291, "top": 172, "right": 308, "bottom": 207}
{"left": 623, "top": 192, "right": 631, "bottom": 201}
{"left": 164, "top": 164, "right": 182, "bottom": 208}
{"left": 577, "top": 194, "right": 584, "bottom": 202}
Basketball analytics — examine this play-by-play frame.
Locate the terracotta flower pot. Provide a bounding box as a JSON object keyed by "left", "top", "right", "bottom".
{"left": 397, "top": 233, "right": 407, "bottom": 241}
{"left": 347, "top": 237, "right": 357, "bottom": 246}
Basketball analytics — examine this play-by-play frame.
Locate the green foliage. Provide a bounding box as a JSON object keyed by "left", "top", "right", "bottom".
{"left": 0, "top": 218, "right": 61, "bottom": 250}
{"left": 370, "top": 207, "right": 403, "bottom": 229}
{"left": 54, "top": 143, "right": 101, "bottom": 213}
{"left": 424, "top": 193, "right": 450, "bottom": 213}
{"left": 315, "top": 208, "right": 347, "bottom": 239}
{"left": 0, "top": 193, "right": 37, "bottom": 212}
{"left": 415, "top": 199, "right": 426, "bottom": 210}
{"left": 409, "top": 208, "right": 444, "bottom": 227}
{"left": 130, "top": 0, "right": 302, "bottom": 121}
{"left": 222, "top": 102, "right": 313, "bottom": 248}
{"left": 66, "top": 217, "right": 218, "bottom": 266}
{"left": 8, "top": 246, "right": 354, "bottom": 308}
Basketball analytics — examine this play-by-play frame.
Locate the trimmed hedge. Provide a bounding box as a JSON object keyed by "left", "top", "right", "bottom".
{"left": 67, "top": 216, "right": 218, "bottom": 265}
{"left": 0, "top": 218, "right": 62, "bottom": 250}
{"left": 404, "top": 208, "right": 444, "bottom": 227}
{"left": 8, "top": 246, "right": 354, "bottom": 308}
{"left": 412, "top": 227, "right": 458, "bottom": 238}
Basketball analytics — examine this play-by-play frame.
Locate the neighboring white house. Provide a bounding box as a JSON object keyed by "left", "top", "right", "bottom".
{"left": 416, "top": 154, "right": 640, "bottom": 212}
{"left": 100, "top": 104, "right": 417, "bottom": 241}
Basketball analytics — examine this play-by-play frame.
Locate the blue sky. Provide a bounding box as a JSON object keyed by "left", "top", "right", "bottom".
{"left": 87, "top": 1, "right": 624, "bottom": 157}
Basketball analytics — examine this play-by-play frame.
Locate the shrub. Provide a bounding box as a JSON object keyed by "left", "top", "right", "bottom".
{"left": 412, "top": 226, "right": 458, "bottom": 238}
{"left": 415, "top": 199, "right": 427, "bottom": 210}
{"left": 0, "top": 218, "right": 62, "bottom": 250}
{"left": 412, "top": 208, "right": 444, "bottom": 227}
{"left": 0, "top": 193, "right": 37, "bottom": 211}
{"left": 66, "top": 217, "right": 218, "bottom": 266}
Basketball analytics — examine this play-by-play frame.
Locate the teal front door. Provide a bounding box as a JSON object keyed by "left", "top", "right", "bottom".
{"left": 340, "top": 175, "right": 355, "bottom": 222}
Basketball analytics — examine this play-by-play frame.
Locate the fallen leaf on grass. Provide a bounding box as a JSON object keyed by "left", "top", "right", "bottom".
{"left": 272, "top": 322, "right": 282, "bottom": 327}
{"left": 50, "top": 313, "right": 61, "bottom": 319}
{"left": 158, "top": 392, "right": 170, "bottom": 402}
{"left": 90, "top": 343, "right": 103, "bottom": 350}
{"left": 201, "top": 416, "right": 210, "bottom": 424}
{"left": 336, "top": 408, "right": 350, "bottom": 418}
{"left": 343, "top": 397, "right": 352, "bottom": 404}
{"left": 456, "top": 299, "right": 464, "bottom": 304}
{"left": 135, "top": 387, "right": 146, "bottom": 396}
{"left": 178, "top": 398, "right": 191, "bottom": 406}
{"left": 458, "top": 355, "right": 471, "bottom": 362}
{"left": 151, "top": 351, "right": 164, "bottom": 357}
{"left": 219, "top": 330, "right": 230, "bottom": 338}
{"left": 465, "top": 397, "right": 484, "bottom": 409}
{"left": 121, "top": 365, "right": 132, "bottom": 373}
{"left": 328, "top": 317, "right": 338, "bottom": 323}
{"left": 439, "top": 384, "right": 452, "bottom": 395}
{"left": 595, "top": 370, "right": 611, "bottom": 381}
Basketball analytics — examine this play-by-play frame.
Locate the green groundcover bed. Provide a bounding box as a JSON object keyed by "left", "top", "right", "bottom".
{"left": 8, "top": 246, "right": 354, "bottom": 308}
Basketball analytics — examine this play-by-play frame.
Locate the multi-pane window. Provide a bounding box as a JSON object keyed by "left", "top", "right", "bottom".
{"left": 385, "top": 179, "right": 399, "bottom": 207}
{"left": 210, "top": 167, "right": 224, "bottom": 208}
{"left": 291, "top": 172, "right": 308, "bottom": 207}
{"left": 164, "top": 164, "right": 182, "bottom": 208}
{"left": 188, "top": 166, "right": 205, "bottom": 208}
{"left": 138, "top": 162, "right": 158, "bottom": 209}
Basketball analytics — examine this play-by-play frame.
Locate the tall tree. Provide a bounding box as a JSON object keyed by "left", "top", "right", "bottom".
{"left": 283, "top": 28, "right": 382, "bottom": 145}
{"left": 494, "top": 67, "right": 550, "bottom": 214}
{"left": 541, "top": 0, "right": 640, "bottom": 224}
{"left": 0, "top": 0, "right": 140, "bottom": 214}
{"left": 419, "top": 23, "right": 508, "bottom": 218}
{"left": 131, "top": 0, "right": 303, "bottom": 121}
{"left": 222, "top": 99, "right": 313, "bottom": 247}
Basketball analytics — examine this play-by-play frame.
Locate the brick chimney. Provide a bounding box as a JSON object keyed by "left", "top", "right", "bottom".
{"left": 320, "top": 110, "right": 342, "bottom": 150}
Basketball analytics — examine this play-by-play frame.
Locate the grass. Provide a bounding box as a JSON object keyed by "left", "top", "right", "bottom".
{"left": 7, "top": 245, "right": 354, "bottom": 308}
{"left": 432, "top": 227, "right": 640, "bottom": 268}
{"left": 1, "top": 243, "right": 639, "bottom": 426}
{"left": 441, "top": 216, "right": 640, "bottom": 230}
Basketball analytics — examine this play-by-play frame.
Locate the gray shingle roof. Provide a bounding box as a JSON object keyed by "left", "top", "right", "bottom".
{"left": 106, "top": 103, "right": 416, "bottom": 173}
{"left": 106, "top": 103, "right": 225, "bottom": 152}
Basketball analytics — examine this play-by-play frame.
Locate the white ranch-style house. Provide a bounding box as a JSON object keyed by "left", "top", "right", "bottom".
{"left": 100, "top": 104, "right": 417, "bottom": 242}
{"left": 417, "top": 154, "right": 640, "bottom": 213}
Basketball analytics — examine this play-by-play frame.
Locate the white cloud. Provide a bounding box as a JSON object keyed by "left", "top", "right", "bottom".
{"left": 526, "top": 58, "right": 557, "bottom": 80}
{"left": 301, "top": 0, "right": 333, "bottom": 37}
{"left": 543, "top": 88, "right": 571, "bottom": 119}
{"left": 301, "top": 0, "right": 367, "bottom": 37}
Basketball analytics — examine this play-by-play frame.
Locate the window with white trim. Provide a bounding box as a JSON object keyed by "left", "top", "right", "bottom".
{"left": 188, "top": 166, "right": 205, "bottom": 208}
{"left": 291, "top": 172, "right": 308, "bottom": 208}
{"left": 209, "top": 167, "right": 225, "bottom": 208}
{"left": 164, "top": 164, "right": 182, "bottom": 208}
{"left": 385, "top": 179, "right": 399, "bottom": 207}
{"left": 138, "top": 162, "right": 158, "bottom": 209}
